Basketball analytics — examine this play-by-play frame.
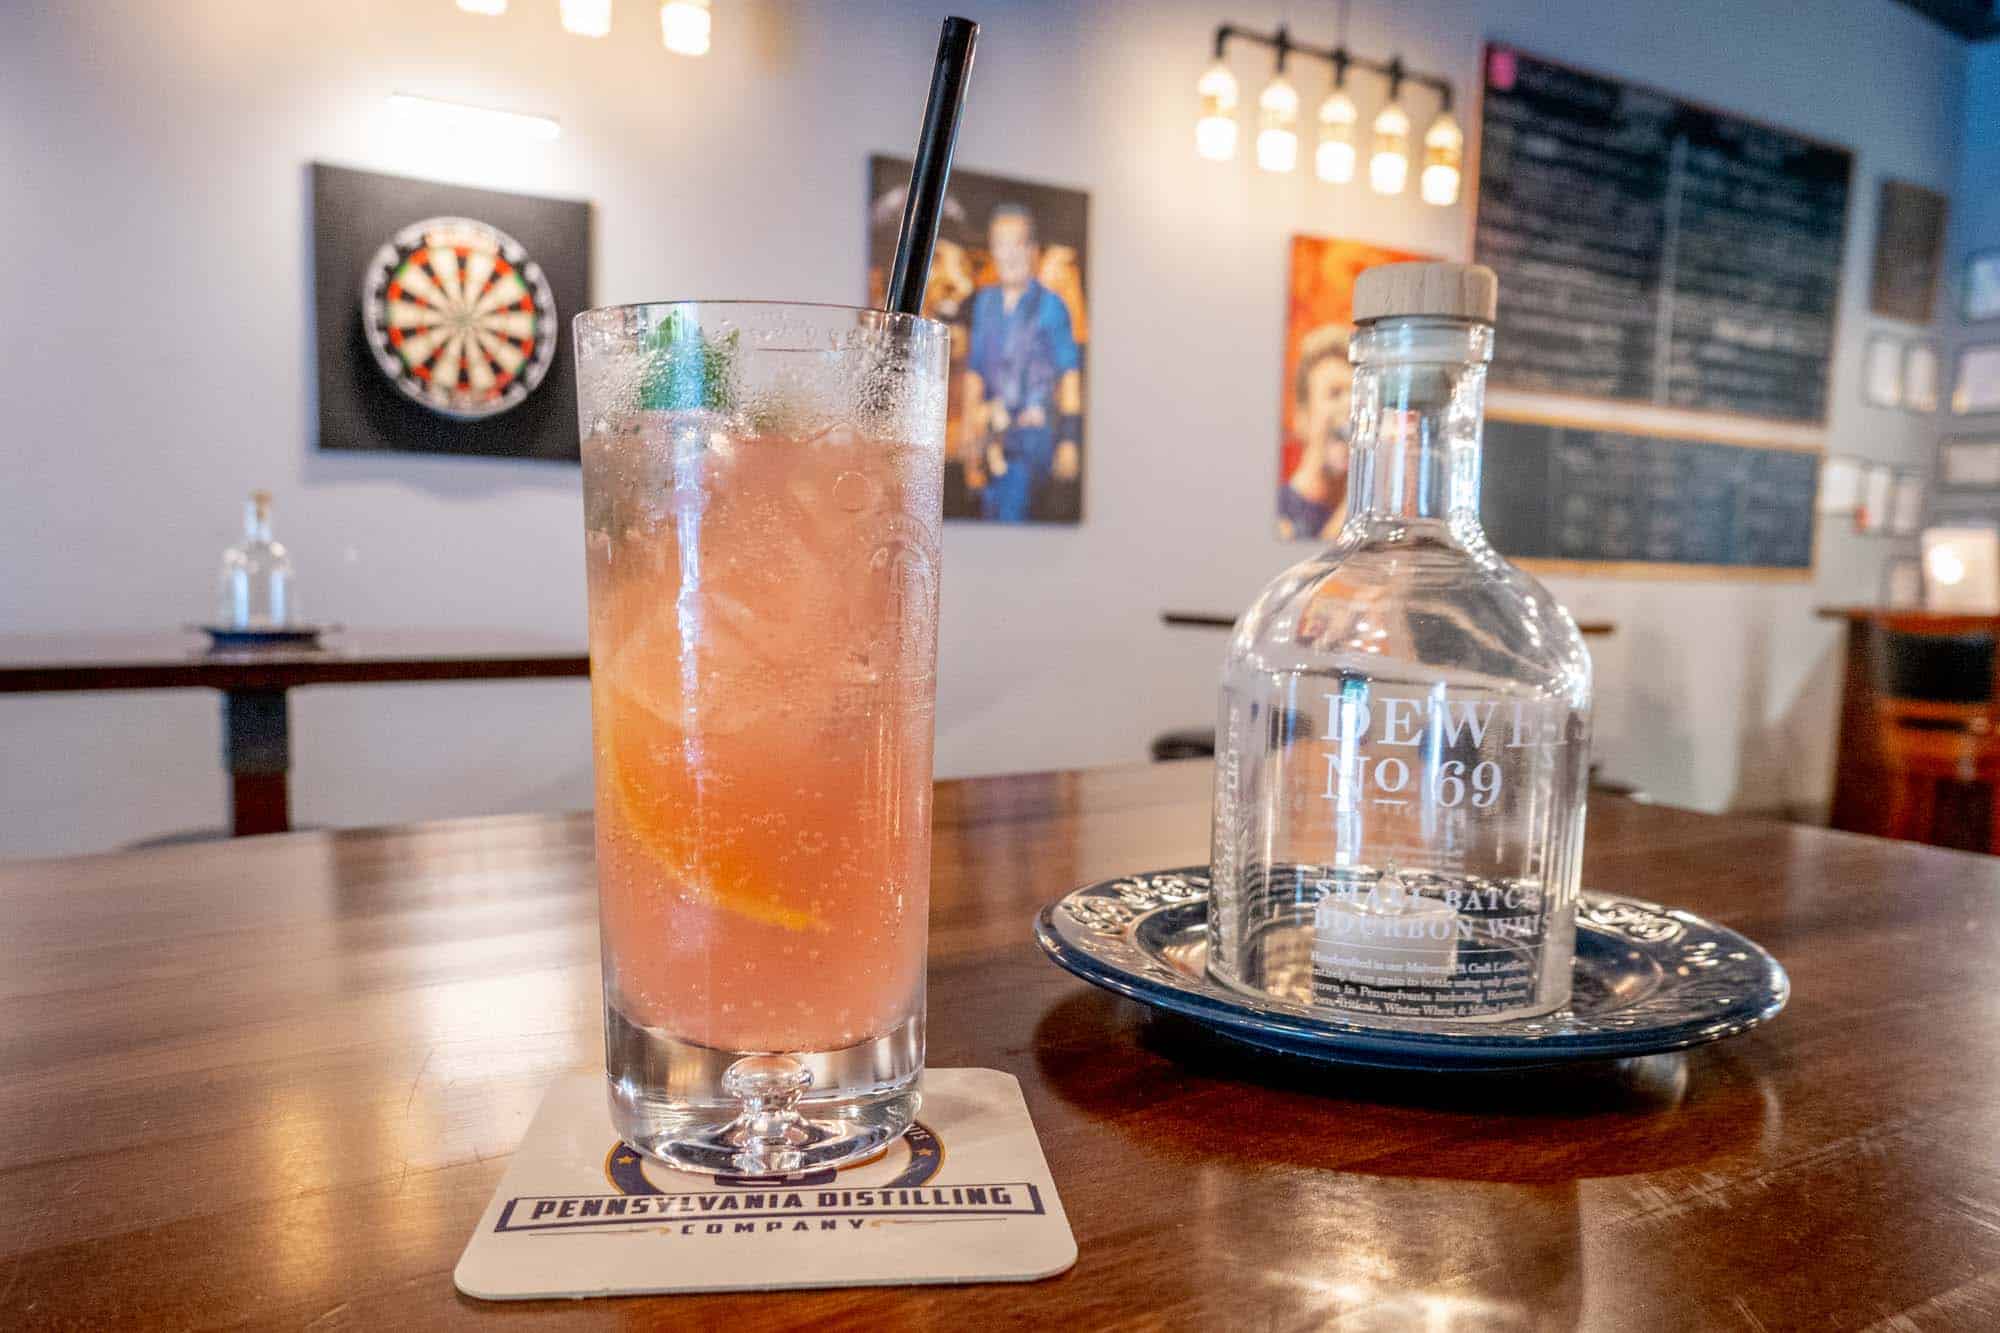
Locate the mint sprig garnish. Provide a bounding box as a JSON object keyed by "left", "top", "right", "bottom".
{"left": 639, "top": 309, "right": 739, "bottom": 412}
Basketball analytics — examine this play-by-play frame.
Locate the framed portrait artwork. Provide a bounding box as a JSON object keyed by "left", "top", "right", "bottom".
{"left": 1276, "top": 234, "right": 1430, "bottom": 541}
{"left": 866, "top": 156, "right": 1089, "bottom": 524}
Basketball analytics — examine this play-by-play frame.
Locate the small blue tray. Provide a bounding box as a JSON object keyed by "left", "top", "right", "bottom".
{"left": 1034, "top": 867, "right": 1788, "bottom": 1071}
{"left": 189, "top": 623, "right": 339, "bottom": 650}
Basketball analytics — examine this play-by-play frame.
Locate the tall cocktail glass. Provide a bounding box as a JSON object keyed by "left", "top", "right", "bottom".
{"left": 574, "top": 301, "right": 948, "bottom": 1174}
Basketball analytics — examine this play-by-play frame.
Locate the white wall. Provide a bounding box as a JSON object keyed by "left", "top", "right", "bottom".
{"left": 0, "top": 0, "right": 1966, "bottom": 856}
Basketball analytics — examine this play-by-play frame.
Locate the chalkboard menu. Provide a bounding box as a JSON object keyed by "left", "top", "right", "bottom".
{"left": 1475, "top": 45, "right": 1852, "bottom": 423}
{"left": 1482, "top": 418, "right": 1818, "bottom": 570}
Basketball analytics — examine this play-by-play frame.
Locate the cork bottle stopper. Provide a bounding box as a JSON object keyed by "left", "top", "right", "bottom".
{"left": 1352, "top": 262, "right": 1498, "bottom": 324}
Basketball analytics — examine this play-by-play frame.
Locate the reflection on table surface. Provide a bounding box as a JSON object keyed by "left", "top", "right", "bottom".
{"left": 2, "top": 761, "right": 1993, "bottom": 1327}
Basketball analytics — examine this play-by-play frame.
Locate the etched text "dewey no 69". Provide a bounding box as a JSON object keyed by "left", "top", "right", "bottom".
{"left": 1318, "top": 692, "right": 1565, "bottom": 810}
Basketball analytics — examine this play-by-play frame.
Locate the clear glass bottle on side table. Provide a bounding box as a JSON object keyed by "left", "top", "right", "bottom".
{"left": 216, "top": 489, "right": 294, "bottom": 629}
{"left": 1210, "top": 263, "right": 1592, "bottom": 1024}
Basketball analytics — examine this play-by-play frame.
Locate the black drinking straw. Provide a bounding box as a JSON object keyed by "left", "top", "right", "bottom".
{"left": 887, "top": 16, "right": 979, "bottom": 316}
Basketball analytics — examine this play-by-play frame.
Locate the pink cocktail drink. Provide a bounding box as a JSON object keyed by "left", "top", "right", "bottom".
{"left": 587, "top": 428, "right": 938, "bottom": 1051}
{"left": 576, "top": 301, "right": 947, "bottom": 1175}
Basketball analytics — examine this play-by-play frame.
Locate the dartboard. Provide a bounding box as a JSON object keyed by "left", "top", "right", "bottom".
{"left": 360, "top": 216, "right": 558, "bottom": 420}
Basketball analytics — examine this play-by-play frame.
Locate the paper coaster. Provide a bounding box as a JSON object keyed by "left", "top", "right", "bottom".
{"left": 455, "top": 1067, "right": 1076, "bottom": 1300}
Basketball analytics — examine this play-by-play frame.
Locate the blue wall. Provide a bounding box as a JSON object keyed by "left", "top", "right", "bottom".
{"left": 1959, "top": 42, "right": 2000, "bottom": 265}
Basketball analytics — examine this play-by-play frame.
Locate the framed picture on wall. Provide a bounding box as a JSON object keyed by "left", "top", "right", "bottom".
{"left": 1941, "top": 438, "right": 2000, "bottom": 489}
{"left": 1859, "top": 463, "right": 1896, "bottom": 533}
{"left": 1276, "top": 234, "right": 1431, "bottom": 541}
{"left": 866, "top": 156, "right": 1090, "bottom": 525}
{"left": 1890, "top": 473, "right": 1926, "bottom": 536}
{"left": 1864, "top": 334, "right": 1904, "bottom": 408}
{"left": 1905, "top": 342, "right": 1940, "bottom": 414}
{"left": 311, "top": 163, "right": 591, "bottom": 462}
{"left": 1816, "top": 455, "right": 1862, "bottom": 515}
{"left": 1965, "top": 250, "right": 2000, "bottom": 323}
{"left": 1953, "top": 344, "right": 2000, "bottom": 415}
{"left": 1868, "top": 180, "right": 1948, "bottom": 323}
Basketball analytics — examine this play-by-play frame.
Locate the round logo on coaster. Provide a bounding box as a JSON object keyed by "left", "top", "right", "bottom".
{"left": 605, "top": 1122, "right": 944, "bottom": 1196}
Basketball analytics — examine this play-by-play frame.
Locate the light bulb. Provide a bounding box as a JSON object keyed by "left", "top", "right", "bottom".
{"left": 1369, "top": 100, "right": 1411, "bottom": 195}
{"left": 1195, "top": 60, "right": 1239, "bottom": 161}
{"left": 1420, "top": 111, "right": 1463, "bottom": 206}
{"left": 1256, "top": 74, "right": 1300, "bottom": 174}
{"left": 1929, "top": 546, "right": 1967, "bottom": 587}
{"left": 1315, "top": 88, "right": 1358, "bottom": 184}
{"left": 561, "top": 0, "right": 612, "bottom": 36}
{"left": 660, "top": 0, "right": 710, "bottom": 56}
{"left": 456, "top": 0, "right": 506, "bottom": 13}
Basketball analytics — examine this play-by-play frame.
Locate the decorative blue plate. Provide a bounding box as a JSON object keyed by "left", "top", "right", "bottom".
{"left": 189, "top": 623, "right": 340, "bottom": 650}
{"left": 1034, "top": 868, "right": 1789, "bottom": 1071}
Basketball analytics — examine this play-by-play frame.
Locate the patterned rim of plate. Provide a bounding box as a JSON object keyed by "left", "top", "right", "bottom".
{"left": 1034, "top": 867, "right": 1789, "bottom": 1068}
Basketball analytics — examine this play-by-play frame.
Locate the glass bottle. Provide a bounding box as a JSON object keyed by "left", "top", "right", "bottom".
{"left": 216, "top": 490, "right": 294, "bottom": 628}
{"left": 1210, "top": 263, "right": 1591, "bottom": 1024}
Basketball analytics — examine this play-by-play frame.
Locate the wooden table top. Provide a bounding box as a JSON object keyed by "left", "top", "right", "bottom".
{"left": 1816, "top": 606, "right": 2000, "bottom": 633}
{"left": 0, "top": 630, "right": 589, "bottom": 693}
{"left": 1163, "top": 611, "right": 1617, "bottom": 636}
{"left": 5, "top": 761, "right": 1999, "bottom": 1328}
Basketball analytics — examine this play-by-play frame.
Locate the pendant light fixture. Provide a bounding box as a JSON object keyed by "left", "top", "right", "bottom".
{"left": 660, "top": 0, "right": 712, "bottom": 56}
{"left": 1315, "top": 55, "right": 1358, "bottom": 184}
{"left": 1421, "top": 107, "right": 1464, "bottom": 206}
{"left": 1368, "top": 74, "right": 1411, "bottom": 196}
{"left": 1196, "top": 58, "right": 1240, "bottom": 161}
{"left": 451, "top": 0, "right": 722, "bottom": 57}
{"left": 560, "top": 0, "right": 613, "bottom": 37}
{"left": 1256, "top": 71, "right": 1301, "bottom": 173}
{"left": 1190, "top": 22, "right": 1457, "bottom": 206}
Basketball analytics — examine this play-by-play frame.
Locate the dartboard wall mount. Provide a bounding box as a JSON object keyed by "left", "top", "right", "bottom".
{"left": 312, "top": 163, "right": 591, "bottom": 463}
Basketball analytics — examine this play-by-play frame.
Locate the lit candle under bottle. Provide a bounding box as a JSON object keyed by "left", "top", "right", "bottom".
{"left": 1310, "top": 870, "right": 1461, "bottom": 993}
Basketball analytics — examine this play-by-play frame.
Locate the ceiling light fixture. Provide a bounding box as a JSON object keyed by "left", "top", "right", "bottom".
{"left": 660, "top": 0, "right": 711, "bottom": 56}
{"left": 1195, "top": 58, "right": 1240, "bottom": 161}
{"left": 1256, "top": 73, "right": 1301, "bottom": 173}
{"left": 1369, "top": 71, "right": 1411, "bottom": 196}
{"left": 1421, "top": 107, "right": 1464, "bottom": 206}
{"left": 1315, "top": 57, "right": 1358, "bottom": 184}
{"left": 1193, "top": 23, "right": 1457, "bottom": 206}
{"left": 560, "top": 0, "right": 613, "bottom": 37}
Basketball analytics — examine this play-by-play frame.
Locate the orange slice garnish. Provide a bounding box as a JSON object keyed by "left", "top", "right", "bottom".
{"left": 601, "top": 686, "right": 827, "bottom": 934}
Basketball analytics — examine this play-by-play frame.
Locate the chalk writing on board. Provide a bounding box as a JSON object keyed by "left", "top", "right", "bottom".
{"left": 1482, "top": 418, "right": 1818, "bottom": 570}
{"left": 1475, "top": 45, "right": 1852, "bottom": 425}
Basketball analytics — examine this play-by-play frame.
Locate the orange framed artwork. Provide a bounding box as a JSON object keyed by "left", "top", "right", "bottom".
{"left": 1277, "top": 234, "right": 1430, "bottom": 541}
